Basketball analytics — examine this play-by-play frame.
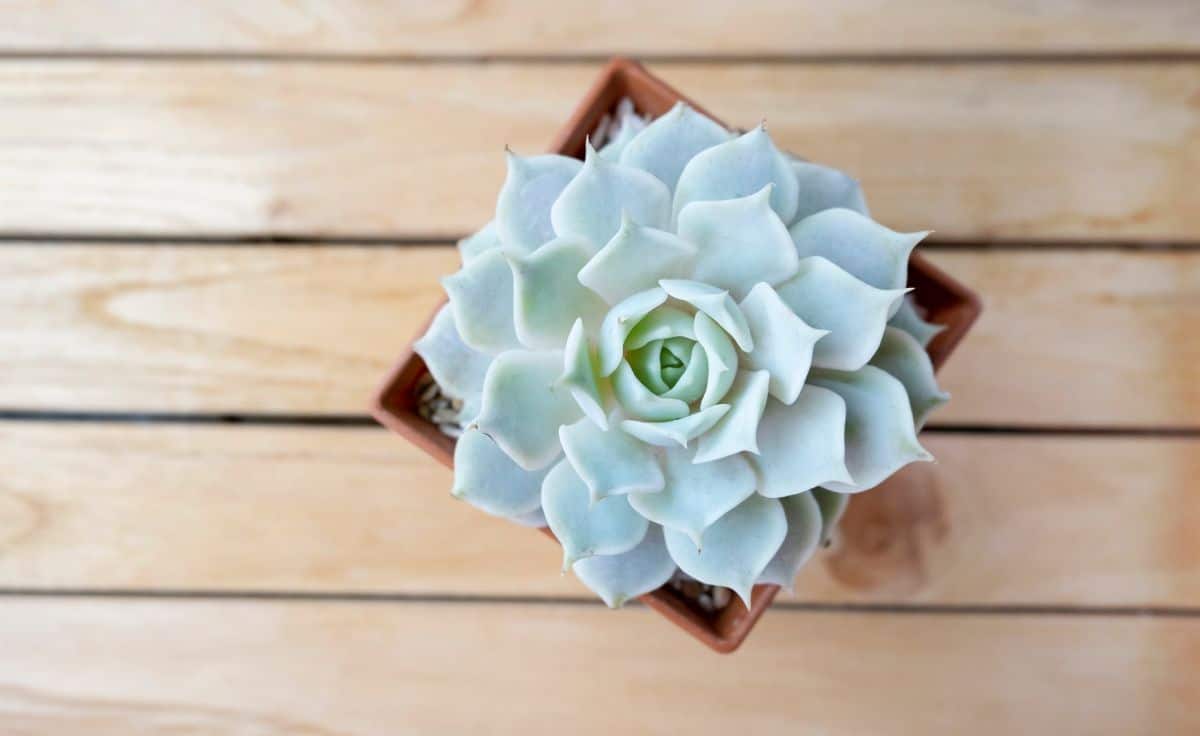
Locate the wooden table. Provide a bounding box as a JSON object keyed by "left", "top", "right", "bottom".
{"left": 2, "top": 3, "right": 1198, "bottom": 733}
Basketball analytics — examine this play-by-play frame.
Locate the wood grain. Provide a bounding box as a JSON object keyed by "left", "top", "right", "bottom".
{"left": 4, "top": 1, "right": 1198, "bottom": 55}
{"left": 2, "top": 422, "right": 1197, "bottom": 606}
{"left": 3, "top": 245, "right": 1197, "bottom": 427}
{"left": 1, "top": 598, "right": 1196, "bottom": 734}
{"left": 1, "top": 62, "right": 1198, "bottom": 240}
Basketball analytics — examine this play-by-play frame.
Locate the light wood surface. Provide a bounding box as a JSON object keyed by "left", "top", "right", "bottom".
{"left": 1, "top": 62, "right": 1198, "bottom": 240}
{"left": 4, "top": 0, "right": 1198, "bottom": 55}
{"left": 3, "top": 2, "right": 1196, "bottom": 732}
{"left": 1, "top": 422, "right": 1197, "bottom": 606}
{"left": 3, "top": 245, "right": 1197, "bottom": 426}
{"left": 2, "top": 599, "right": 1197, "bottom": 735}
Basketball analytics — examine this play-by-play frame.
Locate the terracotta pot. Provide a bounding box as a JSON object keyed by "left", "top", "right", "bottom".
{"left": 371, "top": 58, "right": 983, "bottom": 653}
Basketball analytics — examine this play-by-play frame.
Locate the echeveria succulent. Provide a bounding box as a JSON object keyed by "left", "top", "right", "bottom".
{"left": 416, "top": 101, "right": 948, "bottom": 607}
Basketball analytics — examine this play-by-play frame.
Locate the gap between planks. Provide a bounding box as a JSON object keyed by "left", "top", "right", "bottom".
{"left": 3, "top": 234, "right": 1200, "bottom": 251}
{"left": 0, "top": 412, "right": 1198, "bottom": 437}
{"left": 0, "top": 588, "right": 1198, "bottom": 619}
{"left": 3, "top": 51, "right": 1200, "bottom": 65}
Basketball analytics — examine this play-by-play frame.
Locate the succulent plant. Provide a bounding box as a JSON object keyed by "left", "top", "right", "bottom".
{"left": 416, "top": 101, "right": 948, "bottom": 607}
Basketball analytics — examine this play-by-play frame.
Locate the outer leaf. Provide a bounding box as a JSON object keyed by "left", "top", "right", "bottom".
{"left": 474, "top": 350, "right": 581, "bottom": 471}
{"left": 676, "top": 186, "right": 800, "bottom": 300}
{"left": 890, "top": 295, "right": 945, "bottom": 348}
{"left": 629, "top": 445, "right": 756, "bottom": 548}
{"left": 573, "top": 526, "right": 677, "bottom": 608}
{"left": 693, "top": 369, "right": 770, "bottom": 464}
{"left": 619, "top": 102, "right": 731, "bottom": 191}
{"left": 496, "top": 152, "right": 582, "bottom": 253}
{"left": 752, "top": 388, "right": 853, "bottom": 497}
{"left": 507, "top": 237, "right": 607, "bottom": 349}
{"left": 693, "top": 312, "right": 738, "bottom": 409}
{"left": 577, "top": 215, "right": 696, "bottom": 304}
{"left": 788, "top": 160, "right": 869, "bottom": 224}
{"left": 441, "top": 248, "right": 522, "bottom": 355}
{"left": 775, "top": 256, "right": 905, "bottom": 371}
{"left": 457, "top": 220, "right": 501, "bottom": 264}
{"left": 812, "top": 488, "right": 849, "bottom": 545}
{"left": 597, "top": 287, "right": 667, "bottom": 376}
{"left": 673, "top": 124, "right": 800, "bottom": 224}
{"left": 451, "top": 429, "right": 548, "bottom": 517}
{"left": 808, "top": 365, "right": 933, "bottom": 493}
{"left": 611, "top": 360, "right": 689, "bottom": 421}
{"left": 559, "top": 415, "right": 665, "bottom": 503}
{"left": 738, "top": 282, "right": 826, "bottom": 404}
{"left": 550, "top": 142, "right": 671, "bottom": 251}
{"left": 561, "top": 319, "right": 607, "bottom": 429}
{"left": 757, "top": 492, "right": 823, "bottom": 590}
{"left": 870, "top": 327, "right": 950, "bottom": 428}
{"left": 510, "top": 507, "right": 548, "bottom": 528}
{"left": 659, "top": 279, "right": 753, "bottom": 351}
{"left": 541, "top": 459, "right": 649, "bottom": 569}
{"left": 413, "top": 305, "right": 492, "bottom": 403}
{"left": 663, "top": 494, "right": 787, "bottom": 607}
{"left": 789, "top": 208, "right": 926, "bottom": 315}
{"left": 619, "top": 404, "right": 730, "bottom": 448}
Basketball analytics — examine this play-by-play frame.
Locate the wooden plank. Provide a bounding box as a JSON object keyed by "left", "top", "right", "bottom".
{"left": 3, "top": 245, "right": 1197, "bottom": 427}
{"left": 1, "top": 61, "right": 1197, "bottom": 240}
{"left": 2, "top": 422, "right": 1197, "bottom": 606}
{"left": 4, "top": 1, "right": 1198, "bottom": 55}
{"left": 0, "top": 598, "right": 1196, "bottom": 734}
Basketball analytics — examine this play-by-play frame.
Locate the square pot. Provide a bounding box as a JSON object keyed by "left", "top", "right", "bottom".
{"left": 372, "top": 58, "right": 983, "bottom": 653}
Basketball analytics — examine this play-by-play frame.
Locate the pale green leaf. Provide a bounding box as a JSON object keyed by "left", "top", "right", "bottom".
{"left": 889, "top": 295, "right": 945, "bottom": 348}
{"left": 457, "top": 220, "right": 502, "bottom": 265}
{"left": 659, "top": 341, "right": 708, "bottom": 403}
{"left": 573, "top": 525, "right": 677, "bottom": 608}
{"left": 550, "top": 142, "right": 671, "bottom": 251}
{"left": 441, "top": 248, "right": 522, "bottom": 354}
{"left": 597, "top": 287, "right": 667, "bottom": 376}
{"left": 675, "top": 185, "right": 799, "bottom": 300}
{"left": 693, "top": 369, "right": 770, "bottom": 464}
{"left": 812, "top": 488, "right": 849, "bottom": 545}
{"left": 561, "top": 318, "right": 608, "bottom": 429}
{"left": 659, "top": 279, "right": 753, "bottom": 351}
{"left": 788, "top": 159, "right": 869, "bottom": 225}
{"left": 496, "top": 152, "right": 582, "bottom": 253}
{"left": 559, "top": 415, "right": 665, "bottom": 503}
{"left": 577, "top": 216, "right": 696, "bottom": 304}
{"left": 758, "top": 492, "right": 823, "bottom": 590}
{"left": 542, "top": 459, "right": 649, "bottom": 569}
{"left": 752, "top": 388, "right": 853, "bottom": 498}
{"left": 738, "top": 282, "right": 826, "bottom": 404}
{"left": 808, "top": 365, "right": 933, "bottom": 493}
{"left": 507, "top": 237, "right": 607, "bottom": 349}
{"left": 451, "top": 428, "right": 548, "bottom": 517}
{"left": 673, "top": 124, "right": 800, "bottom": 224}
{"left": 629, "top": 445, "right": 756, "bottom": 548}
{"left": 619, "top": 102, "right": 731, "bottom": 191}
{"left": 790, "top": 208, "right": 925, "bottom": 316}
{"left": 619, "top": 404, "right": 730, "bottom": 448}
{"left": 663, "top": 494, "right": 787, "bottom": 607}
{"left": 413, "top": 304, "right": 492, "bottom": 403}
{"left": 775, "top": 256, "right": 905, "bottom": 371}
{"left": 611, "top": 360, "right": 690, "bottom": 421}
{"left": 624, "top": 306, "right": 696, "bottom": 350}
{"left": 474, "top": 350, "right": 581, "bottom": 471}
{"left": 870, "top": 327, "right": 950, "bottom": 428}
{"left": 693, "top": 311, "right": 738, "bottom": 409}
